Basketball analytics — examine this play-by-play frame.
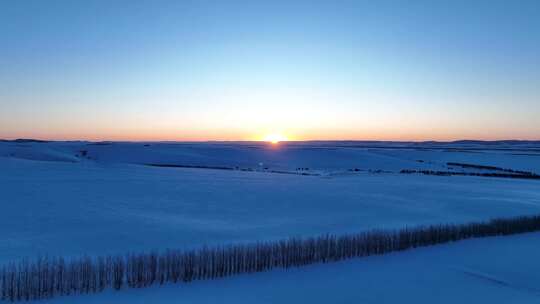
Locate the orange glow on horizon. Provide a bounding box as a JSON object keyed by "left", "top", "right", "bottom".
{"left": 2, "top": 128, "right": 539, "bottom": 142}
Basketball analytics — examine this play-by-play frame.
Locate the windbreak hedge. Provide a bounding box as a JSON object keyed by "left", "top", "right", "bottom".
{"left": 2, "top": 214, "right": 540, "bottom": 302}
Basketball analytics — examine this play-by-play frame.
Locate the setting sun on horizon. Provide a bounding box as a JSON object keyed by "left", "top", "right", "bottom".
{"left": 262, "top": 133, "right": 289, "bottom": 144}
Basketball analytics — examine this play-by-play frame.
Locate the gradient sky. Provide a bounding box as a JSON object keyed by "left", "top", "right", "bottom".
{"left": 1, "top": 0, "right": 539, "bottom": 141}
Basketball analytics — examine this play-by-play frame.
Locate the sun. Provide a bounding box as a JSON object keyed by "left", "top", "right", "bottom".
{"left": 263, "top": 133, "right": 288, "bottom": 144}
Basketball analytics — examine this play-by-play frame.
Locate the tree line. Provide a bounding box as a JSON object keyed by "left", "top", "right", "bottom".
{"left": 2, "top": 214, "right": 540, "bottom": 302}
{"left": 446, "top": 162, "right": 538, "bottom": 176}
{"left": 401, "top": 169, "right": 540, "bottom": 180}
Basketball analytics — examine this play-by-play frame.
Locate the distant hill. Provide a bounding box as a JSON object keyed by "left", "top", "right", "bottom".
{"left": 1, "top": 138, "right": 50, "bottom": 143}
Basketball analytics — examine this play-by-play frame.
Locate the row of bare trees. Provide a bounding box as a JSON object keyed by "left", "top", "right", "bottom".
{"left": 400, "top": 169, "right": 540, "bottom": 180}
{"left": 446, "top": 162, "right": 538, "bottom": 176}
{"left": 2, "top": 214, "right": 540, "bottom": 302}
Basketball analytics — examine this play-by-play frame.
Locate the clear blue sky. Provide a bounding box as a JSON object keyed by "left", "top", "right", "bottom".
{"left": 1, "top": 0, "right": 539, "bottom": 141}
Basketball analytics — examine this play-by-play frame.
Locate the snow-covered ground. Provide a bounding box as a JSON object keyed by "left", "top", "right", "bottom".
{"left": 42, "top": 232, "right": 540, "bottom": 304}
{"left": 1, "top": 140, "right": 540, "bottom": 173}
{"left": 1, "top": 140, "right": 540, "bottom": 302}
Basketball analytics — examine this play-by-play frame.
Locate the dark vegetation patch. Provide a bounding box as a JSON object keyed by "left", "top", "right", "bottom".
{"left": 442, "top": 149, "right": 485, "bottom": 154}
{"left": 10, "top": 139, "right": 49, "bottom": 143}
{"left": 146, "top": 163, "right": 235, "bottom": 171}
{"left": 511, "top": 153, "right": 540, "bottom": 157}
{"left": 401, "top": 169, "right": 540, "bottom": 180}
{"left": 267, "top": 169, "right": 319, "bottom": 176}
{"left": 446, "top": 162, "right": 536, "bottom": 175}
{"left": 2, "top": 214, "right": 540, "bottom": 302}
{"left": 87, "top": 142, "right": 114, "bottom": 146}
{"left": 147, "top": 164, "right": 320, "bottom": 176}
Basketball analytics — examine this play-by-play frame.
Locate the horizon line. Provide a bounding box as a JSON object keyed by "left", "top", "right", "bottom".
{"left": 2, "top": 138, "right": 540, "bottom": 144}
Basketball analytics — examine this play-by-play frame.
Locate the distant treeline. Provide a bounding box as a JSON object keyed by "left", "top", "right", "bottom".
{"left": 401, "top": 169, "right": 540, "bottom": 180}
{"left": 146, "top": 164, "right": 320, "bottom": 176}
{"left": 2, "top": 214, "right": 540, "bottom": 302}
{"left": 0, "top": 139, "right": 49, "bottom": 143}
{"left": 146, "top": 163, "right": 235, "bottom": 171}
{"left": 446, "top": 162, "right": 537, "bottom": 176}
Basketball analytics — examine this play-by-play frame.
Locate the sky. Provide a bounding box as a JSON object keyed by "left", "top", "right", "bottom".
{"left": 1, "top": 0, "right": 539, "bottom": 141}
